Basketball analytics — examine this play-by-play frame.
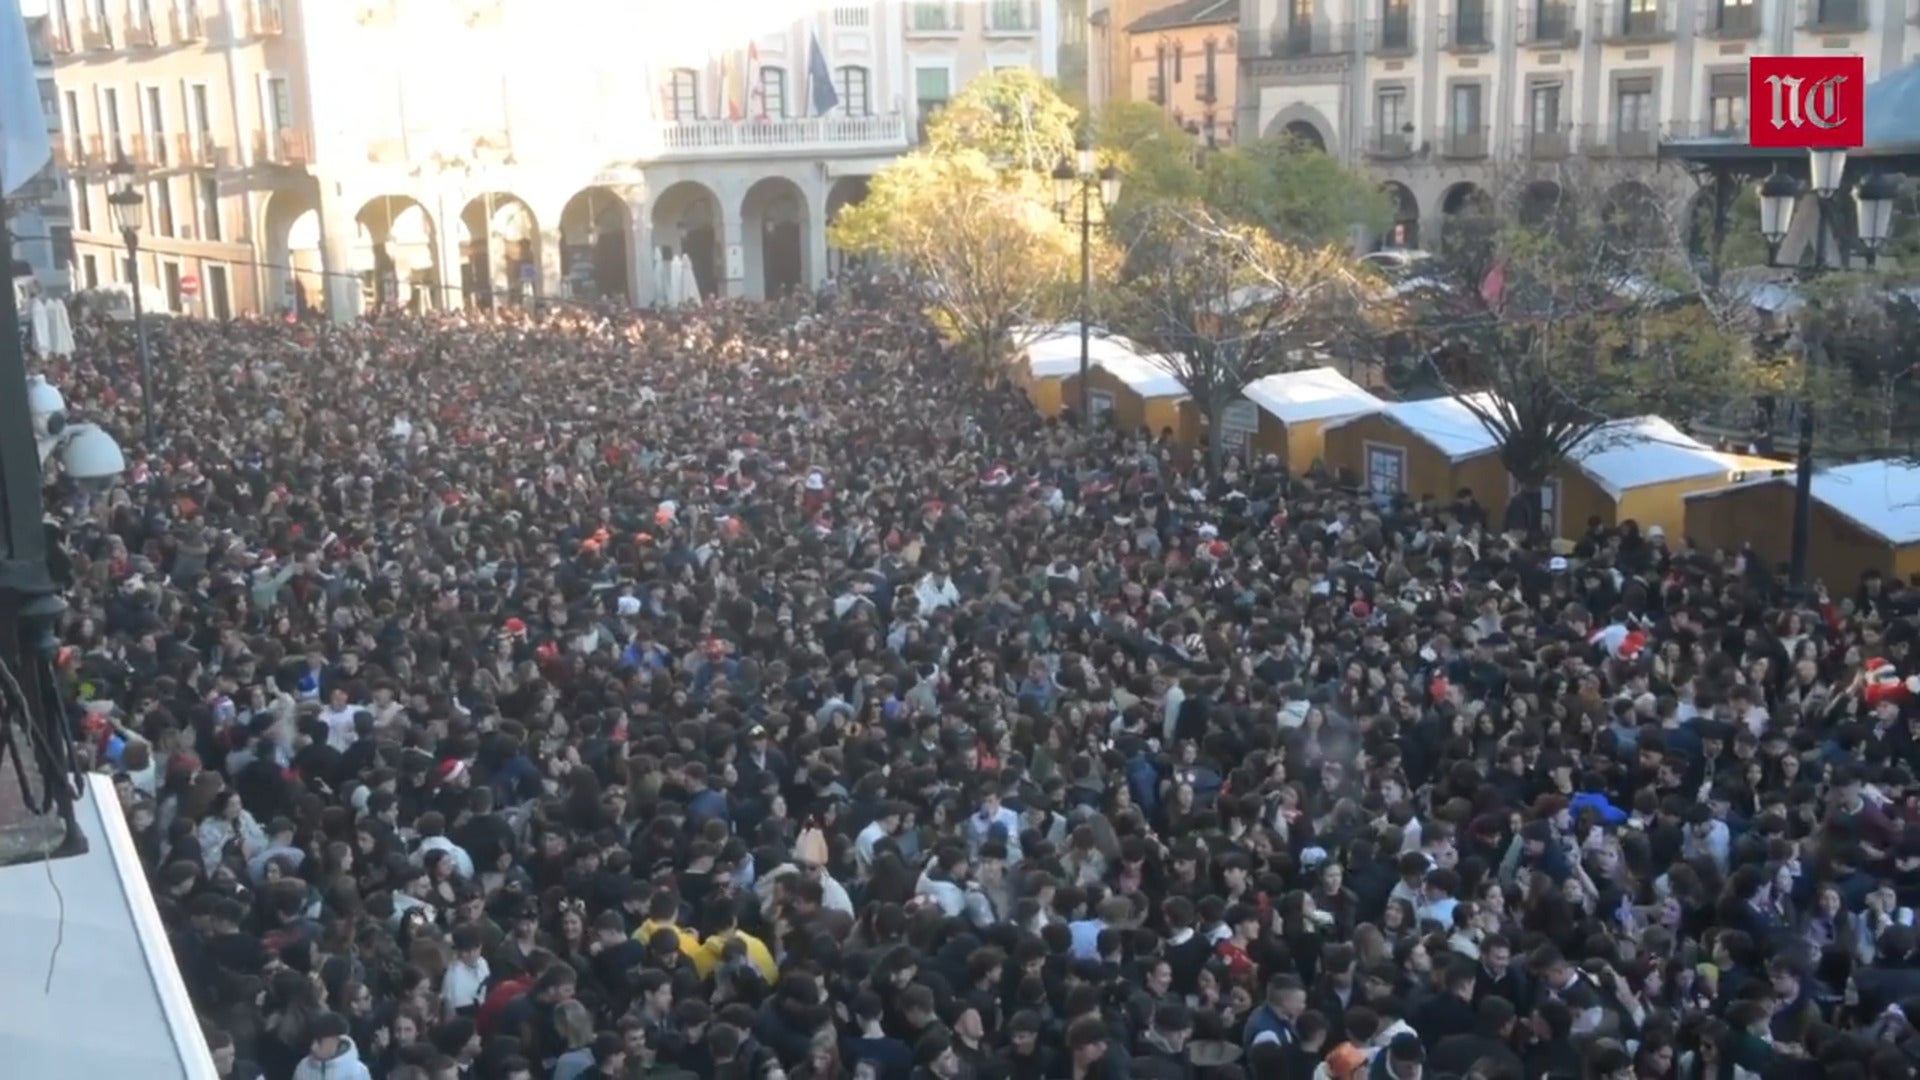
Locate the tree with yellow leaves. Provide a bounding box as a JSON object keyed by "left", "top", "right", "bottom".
{"left": 829, "top": 149, "right": 1101, "bottom": 376}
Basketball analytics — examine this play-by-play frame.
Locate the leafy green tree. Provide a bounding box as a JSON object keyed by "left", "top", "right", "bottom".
{"left": 925, "top": 68, "right": 1079, "bottom": 174}
{"left": 1200, "top": 138, "right": 1393, "bottom": 246}
{"left": 1109, "top": 203, "right": 1377, "bottom": 470}
{"left": 829, "top": 150, "right": 1104, "bottom": 377}
{"left": 1095, "top": 101, "right": 1205, "bottom": 207}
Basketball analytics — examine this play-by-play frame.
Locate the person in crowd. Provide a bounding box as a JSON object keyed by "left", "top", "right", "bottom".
{"left": 32, "top": 288, "right": 1920, "bottom": 1080}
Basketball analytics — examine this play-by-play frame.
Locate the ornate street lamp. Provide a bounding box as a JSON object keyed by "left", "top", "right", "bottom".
{"left": 106, "top": 158, "right": 156, "bottom": 446}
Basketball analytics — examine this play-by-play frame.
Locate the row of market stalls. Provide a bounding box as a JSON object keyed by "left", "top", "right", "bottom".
{"left": 1011, "top": 323, "right": 1920, "bottom": 586}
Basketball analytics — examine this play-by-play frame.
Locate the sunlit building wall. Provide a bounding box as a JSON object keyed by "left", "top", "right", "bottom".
{"left": 45, "top": 0, "right": 1058, "bottom": 315}
{"left": 1235, "top": 0, "right": 1920, "bottom": 251}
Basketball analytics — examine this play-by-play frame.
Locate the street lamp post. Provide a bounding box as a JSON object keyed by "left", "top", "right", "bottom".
{"left": 106, "top": 158, "right": 156, "bottom": 447}
{"left": 1051, "top": 146, "right": 1121, "bottom": 425}
{"left": 1754, "top": 148, "right": 1900, "bottom": 592}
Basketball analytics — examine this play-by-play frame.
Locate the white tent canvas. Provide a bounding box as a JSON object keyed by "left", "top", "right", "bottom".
{"left": 675, "top": 254, "right": 701, "bottom": 306}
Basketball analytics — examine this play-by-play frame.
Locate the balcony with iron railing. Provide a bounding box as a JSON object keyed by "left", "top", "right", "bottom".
{"left": 1662, "top": 119, "right": 1747, "bottom": 142}
{"left": 174, "top": 131, "right": 224, "bottom": 167}
{"left": 907, "top": 2, "right": 961, "bottom": 31}
{"left": 1253, "top": 20, "right": 1355, "bottom": 58}
{"left": 1442, "top": 125, "right": 1489, "bottom": 158}
{"left": 1368, "top": 12, "right": 1416, "bottom": 55}
{"left": 252, "top": 127, "right": 310, "bottom": 166}
{"left": 46, "top": 24, "right": 73, "bottom": 53}
{"left": 1147, "top": 75, "right": 1166, "bottom": 104}
{"left": 1363, "top": 125, "right": 1417, "bottom": 159}
{"left": 1699, "top": 2, "right": 1762, "bottom": 36}
{"left": 651, "top": 114, "right": 911, "bottom": 159}
{"left": 124, "top": 133, "right": 153, "bottom": 168}
{"left": 170, "top": 6, "right": 205, "bottom": 41}
{"left": 250, "top": 0, "right": 285, "bottom": 36}
{"left": 1596, "top": 0, "right": 1675, "bottom": 42}
{"left": 1518, "top": 3, "right": 1580, "bottom": 45}
{"left": 79, "top": 18, "right": 113, "bottom": 50}
{"left": 1612, "top": 125, "right": 1658, "bottom": 156}
{"left": 1800, "top": 0, "right": 1868, "bottom": 30}
{"left": 1195, "top": 73, "right": 1219, "bottom": 103}
{"left": 123, "top": 12, "right": 158, "bottom": 47}
{"left": 1526, "top": 123, "right": 1574, "bottom": 159}
{"left": 1439, "top": 9, "right": 1494, "bottom": 50}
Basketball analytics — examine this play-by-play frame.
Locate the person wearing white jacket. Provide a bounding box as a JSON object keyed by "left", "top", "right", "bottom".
{"left": 914, "top": 570, "right": 959, "bottom": 613}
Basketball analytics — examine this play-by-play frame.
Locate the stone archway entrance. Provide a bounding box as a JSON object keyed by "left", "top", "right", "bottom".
{"left": 459, "top": 193, "right": 539, "bottom": 307}
{"left": 558, "top": 187, "right": 633, "bottom": 303}
{"left": 741, "top": 177, "right": 809, "bottom": 300}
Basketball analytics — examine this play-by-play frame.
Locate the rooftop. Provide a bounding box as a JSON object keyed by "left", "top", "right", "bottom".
{"left": 1328, "top": 392, "right": 1506, "bottom": 461}
{"left": 1126, "top": 0, "right": 1239, "bottom": 34}
{"left": 1569, "top": 416, "right": 1742, "bottom": 498}
{"left": 1242, "top": 367, "right": 1381, "bottom": 425}
{"left": 1686, "top": 459, "right": 1920, "bottom": 546}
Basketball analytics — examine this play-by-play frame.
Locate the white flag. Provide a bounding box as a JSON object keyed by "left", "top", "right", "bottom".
{"left": 0, "top": 0, "right": 52, "bottom": 197}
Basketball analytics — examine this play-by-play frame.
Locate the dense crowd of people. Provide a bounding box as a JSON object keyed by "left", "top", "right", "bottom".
{"left": 27, "top": 286, "right": 1920, "bottom": 1080}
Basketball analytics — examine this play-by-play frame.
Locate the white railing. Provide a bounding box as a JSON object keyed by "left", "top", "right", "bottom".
{"left": 653, "top": 114, "right": 909, "bottom": 156}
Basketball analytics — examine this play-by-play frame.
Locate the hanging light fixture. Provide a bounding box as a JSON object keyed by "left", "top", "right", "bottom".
{"left": 1758, "top": 171, "right": 1801, "bottom": 249}
{"left": 1807, "top": 148, "right": 1848, "bottom": 199}
{"left": 1853, "top": 171, "right": 1900, "bottom": 256}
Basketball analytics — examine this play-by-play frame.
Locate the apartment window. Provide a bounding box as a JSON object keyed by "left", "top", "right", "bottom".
{"left": 1529, "top": 82, "right": 1561, "bottom": 132}
{"left": 1815, "top": 0, "right": 1860, "bottom": 23}
{"left": 200, "top": 175, "right": 221, "bottom": 240}
{"left": 53, "top": 0, "right": 70, "bottom": 41}
{"left": 1172, "top": 43, "right": 1183, "bottom": 82}
{"left": 102, "top": 87, "right": 123, "bottom": 154}
{"left": 37, "top": 79, "right": 58, "bottom": 131}
{"left": 89, "top": 0, "right": 106, "bottom": 29}
{"left": 51, "top": 226, "right": 74, "bottom": 270}
{"left": 190, "top": 83, "right": 213, "bottom": 142}
{"left": 1714, "top": 0, "right": 1754, "bottom": 30}
{"left": 145, "top": 84, "right": 168, "bottom": 164}
{"left": 989, "top": 0, "right": 1029, "bottom": 30}
{"left": 266, "top": 76, "right": 293, "bottom": 134}
{"left": 1533, "top": 0, "right": 1570, "bottom": 37}
{"left": 136, "top": 0, "right": 153, "bottom": 28}
{"left": 909, "top": 2, "right": 955, "bottom": 30}
{"left": 153, "top": 178, "right": 175, "bottom": 238}
{"left": 1289, "top": 0, "right": 1311, "bottom": 29}
{"left": 1381, "top": 0, "right": 1410, "bottom": 46}
{"left": 1708, "top": 72, "right": 1745, "bottom": 134}
{"left": 1376, "top": 87, "right": 1407, "bottom": 132}
{"left": 667, "top": 69, "right": 701, "bottom": 120}
{"left": 915, "top": 67, "right": 952, "bottom": 115}
{"left": 1451, "top": 83, "right": 1482, "bottom": 131}
{"left": 832, "top": 4, "right": 869, "bottom": 27}
{"left": 1203, "top": 41, "right": 1217, "bottom": 94}
{"left": 81, "top": 254, "right": 99, "bottom": 289}
{"left": 1616, "top": 78, "right": 1653, "bottom": 133}
{"left": 835, "top": 65, "right": 871, "bottom": 116}
{"left": 71, "top": 178, "right": 91, "bottom": 231}
{"left": 1456, "top": 0, "right": 1489, "bottom": 42}
{"left": 63, "top": 90, "right": 82, "bottom": 153}
{"left": 208, "top": 264, "right": 231, "bottom": 321}
{"left": 162, "top": 260, "right": 182, "bottom": 310}
{"left": 756, "top": 67, "right": 787, "bottom": 119}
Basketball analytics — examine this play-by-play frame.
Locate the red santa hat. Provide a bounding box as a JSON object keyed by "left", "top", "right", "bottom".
{"left": 1863, "top": 658, "right": 1920, "bottom": 707}
{"left": 434, "top": 759, "right": 469, "bottom": 786}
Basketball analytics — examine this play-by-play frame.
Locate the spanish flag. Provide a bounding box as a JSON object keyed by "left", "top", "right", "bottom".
{"left": 722, "top": 49, "right": 744, "bottom": 120}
